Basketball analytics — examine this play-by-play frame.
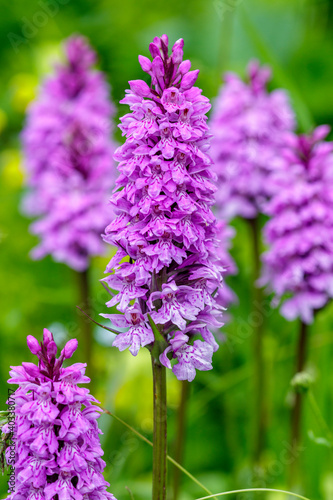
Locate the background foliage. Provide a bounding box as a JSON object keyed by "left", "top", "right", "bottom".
{"left": 0, "top": 0, "right": 333, "bottom": 499}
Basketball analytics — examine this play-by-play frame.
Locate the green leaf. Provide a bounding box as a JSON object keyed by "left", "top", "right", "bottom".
{"left": 147, "top": 313, "right": 165, "bottom": 342}
{"left": 147, "top": 313, "right": 168, "bottom": 361}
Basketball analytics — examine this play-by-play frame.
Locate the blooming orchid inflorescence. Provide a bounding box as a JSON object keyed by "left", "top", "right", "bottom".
{"left": 260, "top": 126, "right": 333, "bottom": 324}
{"left": 210, "top": 60, "right": 295, "bottom": 221}
{"left": 4, "top": 329, "right": 116, "bottom": 500}
{"left": 101, "top": 35, "right": 226, "bottom": 381}
{"left": 22, "top": 35, "right": 117, "bottom": 271}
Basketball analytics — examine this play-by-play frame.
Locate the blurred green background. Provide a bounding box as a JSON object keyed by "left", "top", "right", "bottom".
{"left": 1, "top": 0, "right": 333, "bottom": 499}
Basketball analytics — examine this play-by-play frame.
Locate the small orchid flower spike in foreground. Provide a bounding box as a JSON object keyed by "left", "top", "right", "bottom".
{"left": 3, "top": 329, "right": 116, "bottom": 500}
{"left": 101, "top": 34, "right": 225, "bottom": 382}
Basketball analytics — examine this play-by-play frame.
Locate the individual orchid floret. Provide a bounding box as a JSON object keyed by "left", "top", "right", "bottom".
{"left": 260, "top": 126, "right": 333, "bottom": 324}
{"left": 101, "top": 305, "right": 154, "bottom": 356}
{"left": 3, "top": 329, "right": 116, "bottom": 500}
{"left": 160, "top": 332, "right": 213, "bottom": 382}
{"left": 210, "top": 60, "right": 295, "bottom": 221}
{"left": 22, "top": 35, "right": 117, "bottom": 271}
{"left": 101, "top": 35, "right": 226, "bottom": 381}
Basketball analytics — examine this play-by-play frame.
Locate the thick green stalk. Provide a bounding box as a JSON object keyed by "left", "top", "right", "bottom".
{"left": 77, "top": 268, "right": 93, "bottom": 380}
{"left": 152, "top": 355, "right": 167, "bottom": 500}
{"left": 291, "top": 321, "right": 308, "bottom": 453}
{"left": 173, "top": 380, "right": 190, "bottom": 500}
{"left": 249, "top": 217, "right": 267, "bottom": 463}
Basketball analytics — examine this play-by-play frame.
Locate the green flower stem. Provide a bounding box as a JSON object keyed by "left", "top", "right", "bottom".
{"left": 291, "top": 322, "right": 308, "bottom": 450}
{"left": 77, "top": 268, "right": 93, "bottom": 381}
{"left": 249, "top": 217, "right": 267, "bottom": 463}
{"left": 151, "top": 355, "right": 167, "bottom": 500}
{"left": 102, "top": 408, "right": 215, "bottom": 498}
{"left": 289, "top": 321, "right": 309, "bottom": 486}
{"left": 307, "top": 390, "right": 333, "bottom": 444}
{"left": 173, "top": 380, "right": 190, "bottom": 500}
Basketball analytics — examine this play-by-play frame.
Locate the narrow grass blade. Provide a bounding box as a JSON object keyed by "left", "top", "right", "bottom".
{"left": 195, "top": 487, "right": 311, "bottom": 500}
{"left": 102, "top": 408, "right": 215, "bottom": 498}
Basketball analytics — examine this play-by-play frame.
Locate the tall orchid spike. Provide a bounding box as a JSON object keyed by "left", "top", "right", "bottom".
{"left": 101, "top": 35, "right": 226, "bottom": 382}
{"left": 22, "top": 35, "right": 117, "bottom": 271}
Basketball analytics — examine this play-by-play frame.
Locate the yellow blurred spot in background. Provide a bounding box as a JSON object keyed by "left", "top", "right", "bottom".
{"left": 0, "top": 149, "right": 24, "bottom": 188}
{"left": 9, "top": 73, "right": 38, "bottom": 112}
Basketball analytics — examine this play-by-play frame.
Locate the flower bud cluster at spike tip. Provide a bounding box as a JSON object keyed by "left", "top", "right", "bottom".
{"left": 22, "top": 35, "right": 117, "bottom": 271}
{"left": 3, "top": 330, "right": 117, "bottom": 500}
{"left": 209, "top": 60, "right": 295, "bottom": 221}
{"left": 260, "top": 126, "right": 333, "bottom": 324}
{"left": 101, "top": 35, "right": 226, "bottom": 382}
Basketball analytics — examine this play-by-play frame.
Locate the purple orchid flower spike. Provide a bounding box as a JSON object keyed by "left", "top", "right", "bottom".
{"left": 210, "top": 60, "right": 296, "bottom": 221}
{"left": 21, "top": 35, "right": 117, "bottom": 271}
{"left": 260, "top": 126, "right": 333, "bottom": 324}
{"left": 101, "top": 35, "right": 227, "bottom": 381}
{"left": 3, "top": 330, "right": 117, "bottom": 500}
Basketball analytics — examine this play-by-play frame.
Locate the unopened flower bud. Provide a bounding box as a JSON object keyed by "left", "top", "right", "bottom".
{"left": 291, "top": 371, "right": 314, "bottom": 394}
{"left": 152, "top": 56, "right": 165, "bottom": 77}
{"left": 178, "top": 60, "right": 191, "bottom": 75}
{"left": 43, "top": 328, "right": 54, "bottom": 346}
{"left": 180, "top": 70, "right": 199, "bottom": 90}
{"left": 62, "top": 339, "right": 78, "bottom": 359}
{"left": 47, "top": 341, "right": 57, "bottom": 360}
{"left": 138, "top": 55, "right": 152, "bottom": 73}
{"left": 149, "top": 42, "right": 160, "bottom": 59}
{"left": 129, "top": 79, "right": 151, "bottom": 97}
{"left": 27, "top": 335, "right": 41, "bottom": 355}
{"left": 22, "top": 362, "right": 40, "bottom": 378}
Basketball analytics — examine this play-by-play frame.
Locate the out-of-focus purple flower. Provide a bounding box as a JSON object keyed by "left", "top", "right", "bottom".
{"left": 101, "top": 35, "right": 227, "bottom": 381}
{"left": 210, "top": 60, "right": 295, "bottom": 221}
{"left": 260, "top": 126, "right": 333, "bottom": 324}
{"left": 3, "top": 329, "right": 116, "bottom": 500}
{"left": 22, "top": 35, "right": 117, "bottom": 271}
